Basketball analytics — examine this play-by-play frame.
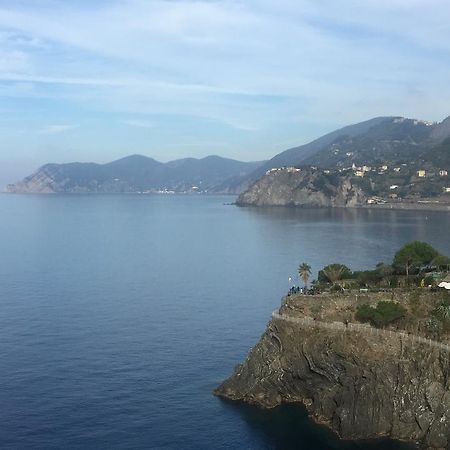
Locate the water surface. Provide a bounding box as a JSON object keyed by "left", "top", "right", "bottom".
{"left": 0, "top": 195, "right": 448, "bottom": 449}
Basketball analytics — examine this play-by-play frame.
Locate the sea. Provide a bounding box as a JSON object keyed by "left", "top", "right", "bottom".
{"left": 0, "top": 194, "right": 449, "bottom": 450}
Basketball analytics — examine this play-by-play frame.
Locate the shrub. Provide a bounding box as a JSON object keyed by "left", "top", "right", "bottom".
{"left": 354, "top": 270, "right": 382, "bottom": 286}
{"left": 433, "top": 297, "right": 450, "bottom": 322}
{"left": 356, "top": 301, "right": 406, "bottom": 328}
{"left": 426, "top": 317, "right": 443, "bottom": 339}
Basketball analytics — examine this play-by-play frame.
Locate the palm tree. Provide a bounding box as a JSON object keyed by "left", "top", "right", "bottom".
{"left": 322, "top": 264, "right": 348, "bottom": 286}
{"left": 298, "top": 263, "right": 312, "bottom": 289}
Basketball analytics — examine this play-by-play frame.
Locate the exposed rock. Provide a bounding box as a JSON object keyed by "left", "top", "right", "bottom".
{"left": 215, "top": 305, "right": 450, "bottom": 449}
{"left": 236, "top": 169, "right": 367, "bottom": 207}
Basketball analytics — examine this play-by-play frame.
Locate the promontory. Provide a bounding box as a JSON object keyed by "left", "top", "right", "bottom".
{"left": 215, "top": 242, "right": 450, "bottom": 449}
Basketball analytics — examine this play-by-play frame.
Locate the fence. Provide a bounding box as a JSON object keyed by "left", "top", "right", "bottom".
{"left": 271, "top": 311, "right": 450, "bottom": 353}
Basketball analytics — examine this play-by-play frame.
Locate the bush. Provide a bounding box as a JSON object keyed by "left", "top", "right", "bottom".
{"left": 356, "top": 301, "right": 406, "bottom": 328}
{"left": 426, "top": 317, "right": 443, "bottom": 339}
{"left": 432, "top": 297, "right": 450, "bottom": 322}
{"left": 353, "top": 270, "right": 382, "bottom": 286}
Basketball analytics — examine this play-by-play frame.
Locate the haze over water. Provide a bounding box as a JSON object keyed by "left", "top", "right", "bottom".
{"left": 0, "top": 194, "right": 449, "bottom": 450}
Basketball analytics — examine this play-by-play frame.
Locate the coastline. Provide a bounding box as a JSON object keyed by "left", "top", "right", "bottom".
{"left": 236, "top": 200, "right": 450, "bottom": 212}
{"left": 216, "top": 289, "right": 450, "bottom": 448}
{"left": 360, "top": 201, "right": 450, "bottom": 212}
{"left": 4, "top": 190, "right": 450, "bottom": 212}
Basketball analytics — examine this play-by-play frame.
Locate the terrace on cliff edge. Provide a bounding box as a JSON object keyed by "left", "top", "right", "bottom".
{"left": 215, "top": 241, "right": 450, "bottom": 449}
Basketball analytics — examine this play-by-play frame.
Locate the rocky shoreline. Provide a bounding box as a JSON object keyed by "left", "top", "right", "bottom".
{"left": 236, "top": 198, "right": 450, "bottom": 212}
{"left": 215, "top": 292, "right": 450, "bottom": 449}
{"left": 361, "top": 202, "right": 450, "bottom": 212}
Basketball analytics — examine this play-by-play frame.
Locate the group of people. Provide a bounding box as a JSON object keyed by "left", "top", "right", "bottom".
{"left": 287, "top": 286, "right": 303, "bottom": 296}
{"left": 287, "top": 285, "right": 317, "bottom": 296}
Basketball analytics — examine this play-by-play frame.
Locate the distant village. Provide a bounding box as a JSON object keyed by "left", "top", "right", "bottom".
{"left": 265, "top": 162, "right": 450, "bottom": 205}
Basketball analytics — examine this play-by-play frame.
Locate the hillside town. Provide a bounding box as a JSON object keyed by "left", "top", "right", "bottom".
{"left": 263, "top": 162, "right": 450, "bottom": 206}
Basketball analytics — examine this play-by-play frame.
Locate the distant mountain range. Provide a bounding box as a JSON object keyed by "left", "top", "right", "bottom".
{"left": 8, "top": 115, "right": 450, "bottom": 195}
{"left": 7, "top": 155, "right": 264, "bottom": 194}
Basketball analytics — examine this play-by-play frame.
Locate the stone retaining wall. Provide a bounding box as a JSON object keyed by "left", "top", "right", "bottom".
{"left": 272, "top": 310, "right": 450, "bottom": 353}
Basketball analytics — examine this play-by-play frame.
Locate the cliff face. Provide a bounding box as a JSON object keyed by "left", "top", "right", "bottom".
{"left": 215, "top": 305, "right": 450, "bottom": 449}
{"left": 236, "top": 169, "right": 367, "bottom": 207}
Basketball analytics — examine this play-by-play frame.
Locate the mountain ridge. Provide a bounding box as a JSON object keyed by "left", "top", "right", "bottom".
{"left": 236, "top": 115, "right": 450, "bottom": 207}
{"left": 7, "top": 154, "right": 264, "bottom": 194}
{"left": 8, "top": 114, "right": 450, "bottom": 195}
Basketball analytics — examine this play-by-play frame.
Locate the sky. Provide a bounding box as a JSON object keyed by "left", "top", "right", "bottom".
{"left": 1, "top": 0, "right": 450, "bottom": 184}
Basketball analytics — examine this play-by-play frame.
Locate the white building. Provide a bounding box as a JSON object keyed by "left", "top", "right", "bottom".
{"left": 266, "top": 167, "right": 301, "bottom": 175}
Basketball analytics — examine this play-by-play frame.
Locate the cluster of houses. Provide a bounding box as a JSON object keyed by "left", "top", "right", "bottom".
{"left": 367, "top": 196, "right": 387, "bottom": 205}
{"left": 416, "top": 169, "right": 448, "bottom": 178}
{"left": 264, "top": 164, "right": 450, "bottom": 195}
{"left": 351, "top": 163, "right": 404, "bottom": 177}
{"left": 350, "top": 163, "right": 448, "bottom": 179}
{"left": 265, "top": 167, "right": 301, "bottom": 175}
{"left": 414, "top": 169, "right": 450, "bottom": 193}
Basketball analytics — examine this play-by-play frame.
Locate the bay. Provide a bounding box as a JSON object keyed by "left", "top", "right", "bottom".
{"left": 0, "top": 194, "right": 449, "bottom": 450}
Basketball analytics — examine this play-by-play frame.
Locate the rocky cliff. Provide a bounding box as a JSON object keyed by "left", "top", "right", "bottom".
{"left": 236, "top": 168, "right": 367, "bottom": 207}
{"left": 215, "top": 296, "right": 450, "bottom": 449}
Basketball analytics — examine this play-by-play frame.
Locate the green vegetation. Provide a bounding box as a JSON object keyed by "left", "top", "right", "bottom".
{"left": 356, "top": 301, "right": 406, "bottom": 328}
{"left": 432, "top": 254, "right": 450, "bottom": 270}
{"left": 296, "top": 241, "right": 449, "bottom": 294}
{"left": 393, "top": 241, "right": 440, "bottom": 277}
{"left": 318, "top": 264, "right": 352, "bottom": 285}
{"left": 291, "top": 241, "right": 449, "bottom": 338}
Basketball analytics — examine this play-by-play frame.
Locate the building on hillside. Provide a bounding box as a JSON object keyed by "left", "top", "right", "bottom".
{"left": 438, "top": 275, "right": 450, "bottom": 290}
{"left": 354, "top": 170, "right": 364, "bottom": 177}
{"left": 444, "top": 187, "right": 450, "bottom": 193}
{"left": 417, "top": 170, "right": 426, "bottom": 178}
{"left": 439, "top": 170, "right": 448, "bottom": 177}
{"left": 265, "top": 167, "right": 301, "bottom": 175}
{"left": 390, "top": 185, "right": 399, "bottom": 190}
{"left": 394, "top": 167, "right": 401, "bottom": 172}
{"left": 286, "top": 167, "right": 301, "bottom": 173}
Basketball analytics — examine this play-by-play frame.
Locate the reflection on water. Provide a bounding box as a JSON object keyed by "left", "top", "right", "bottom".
{"left": 237, "top": 205, "right": 450, "bottom": 276}
{"left": 222, "top": 400, "right": 416, "bottom": 450}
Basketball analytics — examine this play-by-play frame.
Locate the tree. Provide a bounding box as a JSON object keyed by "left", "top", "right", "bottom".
{"left": 393, "top": 241, "right": 440, "bottom": 278}
{"left": 318, "top": 263, "right": 352, "bottom": 285}
{"left": 375, "top": 262, "right": 394, "bottom": 278}
{"left": 431, "top": 254, "right": 450, "bottom": 271}
{"left": 298, "top": 263, "right": 312, "bottom": 289}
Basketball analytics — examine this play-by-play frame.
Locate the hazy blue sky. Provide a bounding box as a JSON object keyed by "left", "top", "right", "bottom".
{"left": 1, "top": 0, "right": 450, "bottom": 183}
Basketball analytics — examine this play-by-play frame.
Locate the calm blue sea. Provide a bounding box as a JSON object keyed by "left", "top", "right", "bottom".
{"left": 0, "top": 194, "right": 449, "bottom": 450}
